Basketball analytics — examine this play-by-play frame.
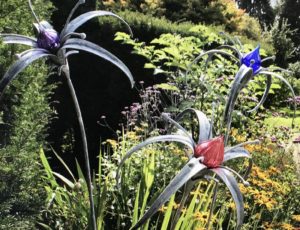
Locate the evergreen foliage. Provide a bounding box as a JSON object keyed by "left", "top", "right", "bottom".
{"left": 0, "top": 0, "right": 54, "bottom": 228}
{"left": 280, "top": 0, "right": 300, "bottom": 60}
{"left": 102, "top": 0, "right": 262, "bottom": 38}
{"left": 235, "top": 0, "right": 275, "bottom": 26}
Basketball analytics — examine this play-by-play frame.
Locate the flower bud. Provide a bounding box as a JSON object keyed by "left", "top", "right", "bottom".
{"left": 37, "top": 27, "right": 60, "bottom": 51}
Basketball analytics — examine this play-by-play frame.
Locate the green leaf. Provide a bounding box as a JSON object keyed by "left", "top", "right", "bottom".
{"left": 161, "top": 194, "right": 176, "bottom": 230}
{"left": 52, "top": 172, "right": 75, "bottom": 189}
{"left": 155, "top": 83, "right": 179, "bottom": 92}
{"left": 144, "top": 63, "right": 156, "bottom": 69}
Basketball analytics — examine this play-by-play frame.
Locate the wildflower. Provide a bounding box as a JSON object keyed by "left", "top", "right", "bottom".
{"left": 281, "top": 223, "right": 294, "bottom": 230}
{"left": 117, "top": 109, "right": 257, "bottom": 229}
{"left": 194, "top": 211, "right": 209, "bottom": 222}
{"left": 292, "top": 214, "right": 300, "bottom": 222}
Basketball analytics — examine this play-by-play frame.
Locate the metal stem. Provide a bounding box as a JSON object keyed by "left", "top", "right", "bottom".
{"left": 62, "top": 63, "right": 97, "bottom": 230}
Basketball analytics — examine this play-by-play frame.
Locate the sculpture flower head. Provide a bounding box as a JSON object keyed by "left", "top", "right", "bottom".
{"left": 241, "top": 46, "right": 261, "bottom": 75}
{"left": 34, "top": 21, "right": 60, "bottom": 50}
{"left": 0, "top": 0, "right": 135, "bottom": 95}
{"left": 188, "top": 34, "right": 296, "bottom": 138}
{"left": 117, "top": 108, "right": 257, "bottom": 229}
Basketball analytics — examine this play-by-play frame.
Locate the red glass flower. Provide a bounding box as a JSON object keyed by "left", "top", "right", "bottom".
{"left": 194, "top": 136, "right": 224, "bottom": 168}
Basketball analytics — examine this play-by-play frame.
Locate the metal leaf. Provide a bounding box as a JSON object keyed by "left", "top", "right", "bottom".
{"left": 224, "top": 147, "right": 252, "bottom": 179}
{"left": 217, "top": 45, "right": 243, "bottom": 60}
{"left": 211, "top": 168, "right": 244, "bottom": 230}
{"left": 61, "top": 10, "right": 132, "bottom": 38}
{"left": 161, "top": 113, "right": 195, "bottom": 146}
{"left": 0, "top": 49, "right": 53, "bottom": 96}
{"left": 62, "top": 38, "right": 134, "bottom": 87}
{"left": 261, "top": 56, "right": 275, "bottom": 64}
{"left": 187, "top": 49, "right": 239, "bottom": 74}
{"left": 259, "top": 70, "right": 297, "bottom": 126}
{"left": 116, "top": 134, "right": 195, "bottom": 184}
{"left": 224, "top": 65, "right": 253, "bottom": 144}
{"left": 0, "top": 34, "right": 37, "bottom": 47}
{"left": 175, "top": 108, "right": 211, "bottom": 143}
{"left": 225, "top": 140, "right": 259, "bottom": 153}
{"left": 247, "top": 74, "right": 271, "bottom": 113}
{"left": 131, "top": 158, "right": 207, "bottom": 230}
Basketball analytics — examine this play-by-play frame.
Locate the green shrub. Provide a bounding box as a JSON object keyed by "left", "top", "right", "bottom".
{"left": 0, "top": 0, "right": 54, "bottom": 228}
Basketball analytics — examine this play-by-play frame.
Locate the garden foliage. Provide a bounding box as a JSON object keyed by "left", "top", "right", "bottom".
{"left": 0, "top": 0, "right": 54, "bottom": 228}
{"left": 0, "top": 0, "right": 299, "bottom": 229}
{"left": 39, "top": 26, "right": 300, "bottom": 230}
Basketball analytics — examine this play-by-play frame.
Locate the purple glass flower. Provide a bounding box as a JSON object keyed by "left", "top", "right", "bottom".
{"left": 241, "top": 46, "right": 261, "bottom": 75}
{"left": 37, "top": 27, "right": 60, "bottom": 51}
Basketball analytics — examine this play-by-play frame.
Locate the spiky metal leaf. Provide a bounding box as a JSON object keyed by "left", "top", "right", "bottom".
{"left": 116, "top": 134, "right": 195, "bottom": 184}
{"left": 224, "top": 65, "right": 253, "bottom": 143}
{"left": 259, "top": 70, "right": 297, "bottom": 125}
{"left": 224, "top": 147, "right": 252, "bottom": 179}
{"left": 175, "top": 108, "right": 212, "bottom": 143}
{"left": 0, "top": 34, "right": 37, "bottom": 47}
{"left": 247, "top": 74, "right": 271, "bottom": 113}
{"left": 61, "top": 11, "right": 132, "bottom": 39}
{"left": 188, "top": 49, "right": 239, "bottom": 72}
{"left": 62, "top": 38, "right": 134, "bottom": 87}
{"left": 0, "top": 49, "right": 54, "bottom": 95}
{"left": 217, "top": 45, "right": 243, "bottom": 60}
{"left": 131, "top": 158, "right": 207, "bottom": 230}
{"left": 211, "top": 168, "right": 244, "bottom": 230}
{"left": 162, "top": 113, "right": 195, "bottom": 146}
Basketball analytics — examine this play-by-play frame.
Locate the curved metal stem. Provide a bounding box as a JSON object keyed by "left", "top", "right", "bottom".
{"left": 28, "top": 0, "right": 40, "bottom": 25}
{"left": 62, "top": 63, "right": 97, "bottom": 230}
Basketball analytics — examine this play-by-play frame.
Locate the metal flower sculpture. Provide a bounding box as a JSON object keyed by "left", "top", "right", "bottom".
{"left": 0, "top": 0, "right": 134, "bottom": 228}
{"left": 117, "top": 109, "right": 257, "bottom": 229}
{"left": 187, "top": 36, "right": 296, "bottom": 142}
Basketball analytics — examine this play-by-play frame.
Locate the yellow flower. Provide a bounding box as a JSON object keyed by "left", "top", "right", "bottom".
{"left": 181, "top": 156, "right": 188, "bottom": 161}
{"left": 126, "top": 131, "right": 139, "bottom": 141}
{"left": 159, "top": 205, "right": 168, "bottom": 213}
{"left": 106, "top": 139, "right": 118, "bottom": 150}
{"left": 193, "top": 211, "right": 209, "bottom": 223}
{"left": 292, "top": 214, "right": 300, "bottom": 222}
{"left": 227, "top": 202, "right": 236, "bottom": 210}
{"left": 173, "top": 202, "right": 180, "bottom": 209}
{"left": 263, "top": 222, "right": 275, "bottom": 230}
{"left": 231, "top": 128, "right": 238, "bottom": 137}
{"left": 280, "top": 223, "right": 294, "bottom": 230}
{"left": 236, "top": 135, "right": 246, "bottom": 142}
{"left": 190, "top": 190, "right": 202, "bottom": 196}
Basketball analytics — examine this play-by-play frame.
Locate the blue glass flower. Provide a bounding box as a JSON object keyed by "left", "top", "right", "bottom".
{"left": 241, "top": 46, "right": 261, "bottom": 75}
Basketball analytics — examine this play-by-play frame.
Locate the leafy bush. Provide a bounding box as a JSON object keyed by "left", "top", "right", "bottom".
{"left": 267, "top": 18, "right": 297, "bottom": 67}
{"left": 0, "top": 0, "right": 54, "bottom": 228}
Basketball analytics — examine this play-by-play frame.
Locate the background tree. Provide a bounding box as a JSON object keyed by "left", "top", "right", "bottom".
{"left": 279, "top": 0, "right": 300, "bottom": 61}
{"left": 235, "top": 0, "right": 275, "bottom": 26}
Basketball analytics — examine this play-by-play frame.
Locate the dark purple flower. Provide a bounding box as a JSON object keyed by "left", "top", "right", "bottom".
{"left": 271, "top": 136, "right": 277, "bottom": 143}
{"left": 37, "top": 27, "right": 60, "bottom": 51}
{"left": 241, "top": 46, "right": 261, "bottom": 75}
